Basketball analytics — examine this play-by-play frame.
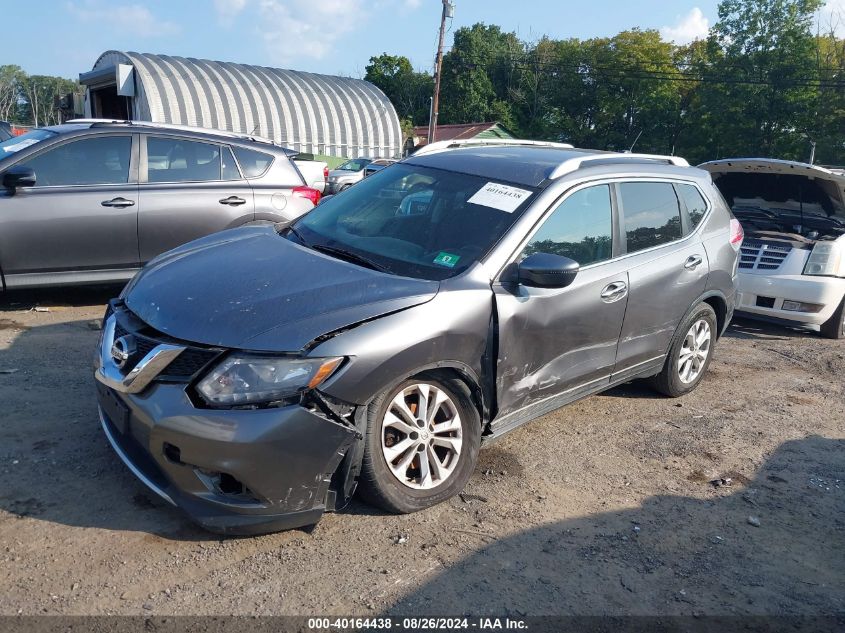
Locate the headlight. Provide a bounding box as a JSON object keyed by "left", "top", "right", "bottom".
{"left": 803, "top": 241, "right": 843, "bottom": 276}
{"left": 196, "top": 355, "right": 343, "bottom": 406}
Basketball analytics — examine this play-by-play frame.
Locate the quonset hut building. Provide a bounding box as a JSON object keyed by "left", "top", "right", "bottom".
{"left": 79, "top": 51, "right": 402, "bottom": 159}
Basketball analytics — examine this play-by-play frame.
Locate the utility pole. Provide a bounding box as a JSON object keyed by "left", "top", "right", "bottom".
{"left": 428, "top": 0, "right": 452, "bottom": 145}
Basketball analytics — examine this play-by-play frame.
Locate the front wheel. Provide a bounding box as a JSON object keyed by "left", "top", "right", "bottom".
{"left": 358, "top": 377, "right": 481, "bottom": 513}
{"left": 650, "top": 303, "right": 718, "bottom": 397}
{"left": 820, "top": 296, "right": 845, "bottom": 340}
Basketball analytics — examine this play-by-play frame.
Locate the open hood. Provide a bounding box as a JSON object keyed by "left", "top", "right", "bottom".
{"left": 700, "top": 158, "right": 845, "bottom": 213}
{"left": 700, "top": 159, "right": 845, "bottom": 240}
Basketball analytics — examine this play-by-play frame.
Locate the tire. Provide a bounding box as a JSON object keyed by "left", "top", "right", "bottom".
{"left": 358, "top": 377, "right": 481, "bottom": 514}
{"left": 650, "top": 302, "right": 718, "bottom": 397}
{"left": 820, "top": 296, "right": 845, "bottom": 340}
{"left": 340, "top": 184, "right": 351, "bottom": 192}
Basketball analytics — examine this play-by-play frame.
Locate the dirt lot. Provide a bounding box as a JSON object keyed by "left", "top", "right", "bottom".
{"left": 0, "top": 286, "right": 842, "bottom": 617}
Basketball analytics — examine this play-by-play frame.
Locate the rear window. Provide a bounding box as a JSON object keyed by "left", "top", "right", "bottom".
{"left": 232, "top": 146, "right": 274, "bottom": 178}
{"left": 619, "top": 182, "right": 683, "bottom": 253}
{"left": 677, "top": 183, "right": 708, "bottom": 229}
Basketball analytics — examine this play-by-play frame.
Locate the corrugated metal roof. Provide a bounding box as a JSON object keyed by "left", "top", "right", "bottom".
{"left": 90, "top": 51, "right": 402, "bottom": 158}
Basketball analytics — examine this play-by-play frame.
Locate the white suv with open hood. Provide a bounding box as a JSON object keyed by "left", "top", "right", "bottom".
{"left": 701, "top": 159, "right": 845, "bottom": 339}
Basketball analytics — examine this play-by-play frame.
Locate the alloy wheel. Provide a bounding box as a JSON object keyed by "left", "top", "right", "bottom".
{"left": 380, "top": 383, "right": 463, "bottom": 490}
{"left": 678, "top": 319, "right": 712, "bottom": 384}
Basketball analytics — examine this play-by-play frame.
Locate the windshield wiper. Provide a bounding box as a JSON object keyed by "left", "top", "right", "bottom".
{"left": 285, "top": 224, "right": 310, "bottom": 247}
{"left": 311, "top": 244, "right": 392, "bottom": 273}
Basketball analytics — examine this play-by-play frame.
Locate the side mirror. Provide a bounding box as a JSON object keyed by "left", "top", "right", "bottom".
{"left": 518, "top": 253, "right": 580, "bottom": 288}
{"left": 3, "top": 166, "right": 36, "bottom": 190}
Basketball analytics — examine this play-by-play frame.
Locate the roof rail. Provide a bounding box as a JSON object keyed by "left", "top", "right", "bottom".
{"left": 66, "top": 119, "right": 277, "bottom": 145}
{"left": 413, "top": 138, "right": 575, "bottom": 156}
{"left": 549, "top": 153, "right": 689, "bottom": 179}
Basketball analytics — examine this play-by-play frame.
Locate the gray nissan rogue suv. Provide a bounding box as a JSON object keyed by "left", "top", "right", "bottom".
{"left": 95, "top": 145, "right": 740, "bottom": 534}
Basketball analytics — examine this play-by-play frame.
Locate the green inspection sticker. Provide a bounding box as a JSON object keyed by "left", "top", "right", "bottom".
{"left": 433, "top": 251, "right": 461, "bottom": 268}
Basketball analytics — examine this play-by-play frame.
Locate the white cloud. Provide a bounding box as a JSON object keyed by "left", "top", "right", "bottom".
{"left": 404, "top": 0, "right": 423, "bottom": 8}
{"left": 258, "top": 0, "right": 365, "bottom": 63}
{"left": 660, "top": 7, "right": 710, "bottom": 45}
{"left": 214, "top": 0, "right": 248, "bottom": 22}
{"left": 66, "top": 1, "right": 180, "bottom": 37}
{"left": 816, "top": 0, "right": 845, "bottom": 36}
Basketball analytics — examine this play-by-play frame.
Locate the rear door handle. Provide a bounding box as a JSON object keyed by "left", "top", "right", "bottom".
{"left": 219, "top": 196, "right": 246, "bottom": 206}
{"left": 101, "top": 197, "right": 135, "bottom": 208}
{"left": 684, "top": 255, "right": 704, "bottom": 270}
{"left": 600, "top": 281, "right": 628, "bottom": 303}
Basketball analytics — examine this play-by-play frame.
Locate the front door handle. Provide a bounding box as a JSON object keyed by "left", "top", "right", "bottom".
{"left": 101, "top": 197, "right": 135, "bottom": 208}
{"left": 219, "top": 196, "right": 246, "bottom": 206}
{"left": 684, "top": 255, "right": 704, "bottom": 270}
{"left": 600, "top": 281, "right": 628, "bottom": 303}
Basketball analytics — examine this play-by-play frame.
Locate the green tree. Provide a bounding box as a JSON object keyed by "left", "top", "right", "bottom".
{"left": 19, "top": 75, "right": 79, "bottom": 126}
{"left": 439, "top": 23, "right": 523, "bottom": 126}
{"left": 0, "top": 65, "right": 25, "bottom": 123}
{"left": 703, "top": 0, "right": 824, "bottom": 159}
{"left": 364, "top": 53, "right": 433, "bottom": 127}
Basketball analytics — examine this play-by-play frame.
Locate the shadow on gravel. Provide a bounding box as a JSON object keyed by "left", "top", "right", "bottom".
{"left": 0, "top": 285, "right": 124, "bottom": 312}
{"left": 727, "top": 316, "right": 821, "bottom": 341}
{"left": 0, "top": 288, "right": 211, "bottom": 540}
{"left": 387, "top": 436, "right": 845, "bottom": 620}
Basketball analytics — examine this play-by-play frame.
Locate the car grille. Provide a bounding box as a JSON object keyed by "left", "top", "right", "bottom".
{"left": 738, "top": 239, "right": 792, "bottom": 271}
{"left": 113, "top": 320, "right": 219, "bottom": 380}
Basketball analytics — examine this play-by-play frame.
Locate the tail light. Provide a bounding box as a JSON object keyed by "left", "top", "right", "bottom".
{"left": 293, "top": 185, "right": 321, "bottom": 206}
{"left": 729, "top": 218, "right": 744, "bottom": 250}
{"left": 323, "top": 165, "right": 329, "bottom": 181}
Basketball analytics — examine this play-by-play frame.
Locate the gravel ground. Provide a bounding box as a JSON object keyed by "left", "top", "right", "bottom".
{"left": 0, "top": 286, "right": 842, "bottom": 617}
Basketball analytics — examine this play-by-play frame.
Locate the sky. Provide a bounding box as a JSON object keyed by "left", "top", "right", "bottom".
{"left": 1, "top": 0, "right": 843, "bottom": 80}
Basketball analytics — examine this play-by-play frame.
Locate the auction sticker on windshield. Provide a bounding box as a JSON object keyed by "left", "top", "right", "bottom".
{"left": 468, "top": 182, "right": 532, "bottom": 213}
{"left": 433, "top": 251, "right": 461, "bottom": 267}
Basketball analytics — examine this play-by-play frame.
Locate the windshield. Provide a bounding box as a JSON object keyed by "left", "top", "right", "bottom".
{"left": 292, "top": 163, "right": 537, "bottom": 280}
{"left": 336, "top": 158, "right": 372, "bottom": 171}
{"left": 0, "top": 129, "right": 57, "bottom": 157}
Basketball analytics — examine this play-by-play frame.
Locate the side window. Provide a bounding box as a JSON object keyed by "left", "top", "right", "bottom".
{"left": 521, "top": 184, "right": 613, "bottom": 266}
{"left": 232, "top": 146, "right": 274, "bottom": 178}
{"left": 677, "top": 183, "right": 708, "bottom": 230}
{"left": 619, "top": 182, "right": 682, "bottom": 253}
{"left": 18, "top": 136, "right": 131, "bottom": 187}
{"left": 146, "top": 137, "right": 222, "bottom": 183}
{"left": 221, "top": 146, "right": 241, "bottom": 180}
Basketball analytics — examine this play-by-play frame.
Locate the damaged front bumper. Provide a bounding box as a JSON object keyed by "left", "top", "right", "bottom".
{"left": 95, "top": 378, "right": 359, "bottom": 535}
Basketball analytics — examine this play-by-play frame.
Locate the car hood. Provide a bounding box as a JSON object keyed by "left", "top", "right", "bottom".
{"left": 699, "top": 158, "right": 845, "bottom": 210}
{"left": 124, "top": 226, "right": 439, "bottom": 351}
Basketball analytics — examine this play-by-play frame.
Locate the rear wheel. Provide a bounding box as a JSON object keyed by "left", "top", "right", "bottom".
{"left": 358, "top": 377, "right": 480, "bottom": 513}
{"left": 820, "top": 296, "right": 845, "bottom": 340}
{"left": 650, "top": 303, "right": 717, "bottom": 397}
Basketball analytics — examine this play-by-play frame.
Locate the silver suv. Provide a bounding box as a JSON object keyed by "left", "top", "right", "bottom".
{"left": 95, "top": 145, "right": 740, "bottom": 534}
{"left": 0, "top": 120, "right": 318, "bottom": 290}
